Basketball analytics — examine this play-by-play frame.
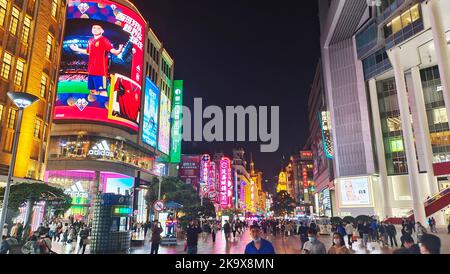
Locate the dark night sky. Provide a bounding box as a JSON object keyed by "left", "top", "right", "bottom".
{"left": 133, "top": 0, "right": 321, "bottom": 191}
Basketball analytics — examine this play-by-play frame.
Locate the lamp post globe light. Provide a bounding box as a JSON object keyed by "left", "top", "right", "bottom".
{"left": 0, "top": 92, "right": 39, "bottom": 246}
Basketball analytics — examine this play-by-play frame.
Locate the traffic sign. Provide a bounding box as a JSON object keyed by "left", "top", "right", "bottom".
{"left": 153, "top": 200, "right": 165, "bottom": 212}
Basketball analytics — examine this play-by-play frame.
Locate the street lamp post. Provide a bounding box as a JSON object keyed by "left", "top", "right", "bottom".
{"left": 0, "top": 92, "right": 39, "bottom": 247}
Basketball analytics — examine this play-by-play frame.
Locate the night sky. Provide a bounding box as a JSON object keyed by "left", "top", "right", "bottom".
{"left": 133, "top": 0, "right": 321, "bottom": 191}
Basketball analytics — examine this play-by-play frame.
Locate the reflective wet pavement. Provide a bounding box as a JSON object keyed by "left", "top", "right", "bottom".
{"left": 50, "top": 225, "right": 450, "bottom": 254}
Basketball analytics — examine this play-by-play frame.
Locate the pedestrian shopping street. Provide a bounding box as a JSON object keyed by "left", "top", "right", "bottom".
{"left": 49, "top": 226, "right": 450, "bottom": 255}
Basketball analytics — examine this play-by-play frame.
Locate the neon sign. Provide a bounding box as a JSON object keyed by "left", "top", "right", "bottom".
{"left": 251, "top": 180, "right": 255, "bottom": 212}
{"left": 209, "top": 162, "right": 216, "bottom": 196}
{"left": 303, "top": 167, "right": 308, "bottom": 189}
{"left": 319, "top": 111, "right": 333, "bottom": 159}
{"left": 201, "top": 154, "right": 210, "bottom": 184}
{"left": 220, "top": 157, "right": 231, "bottom": 208}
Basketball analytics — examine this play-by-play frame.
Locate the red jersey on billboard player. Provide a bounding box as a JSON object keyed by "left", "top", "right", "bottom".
{"left": 113, "top": 76, "right": 140, "bottom": 122}
{"left": 70, "top": 24, "right": 124, "bottom": 97}
{"left": 87, "top": 36, "right": 113, "bottom": 76}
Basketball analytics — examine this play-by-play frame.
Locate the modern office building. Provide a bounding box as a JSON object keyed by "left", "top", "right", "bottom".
{"left": 46, "top": 0, "right": 177, "bottom": 223}
{"left": 319, "top": 0, "right": 450, "bottom": 224}
{"left": 289, "top": 154, "right": 303, "bottom": 202}
{"left": 307, "top": 61, "right": 335, "bottom": 217}
{"left": 0, "top": 0, "right": 67, "bottom": 185}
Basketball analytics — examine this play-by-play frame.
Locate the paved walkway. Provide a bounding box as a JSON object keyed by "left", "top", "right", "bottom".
{"left": 50, "top": 226, "right": 450, "bottom": 254}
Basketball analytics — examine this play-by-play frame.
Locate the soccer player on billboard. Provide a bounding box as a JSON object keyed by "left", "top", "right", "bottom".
{"left": 69, "top": 24, "right": 124, "bottom": 97}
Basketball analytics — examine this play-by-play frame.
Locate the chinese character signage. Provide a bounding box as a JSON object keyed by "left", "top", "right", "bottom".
{"left": 319, "top": 111, "right": 333, "bottom": 159}
{"left": 200, "top": 154, "right": 210, "bottom": 186}
{"left": 220, "top": 157, "right": 231, "bottom": 208}
{"left": 170, "top": 80, "right": 183, "bottom": 163}
{"left": 303, "top": 167, "right": 308, "bottom": 189}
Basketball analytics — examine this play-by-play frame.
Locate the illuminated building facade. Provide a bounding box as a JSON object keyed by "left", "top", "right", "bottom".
{"left": 46, "top": 0, "right": 176, "bottom": 223}
{"left": 0, "top": 0, "right": 67, "bottom": 184}
{"left": 319, "top": 0, "right": 450, "bottom": 223}
{"left": 307, "top": 61, "right": 334, "bottom": 217}
{"left": 285, "top": 163, "right": 295, "bottom": 198}
{"left": 249, "top": 158, "right": 263, "bottom": 213}
{"left": 276, "top": 170, "right": 287, "bottom": 193}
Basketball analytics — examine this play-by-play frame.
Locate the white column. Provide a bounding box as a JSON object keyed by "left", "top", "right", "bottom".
{"left": 410, "top": 67, "right": 446, "bottom": 226}
{"left": 388, "top": 48, "right": 427, "bottom": 225}
{"left": 410, "top": 67, "right": 439, "bottom": 195}
{"left": 429, "top": 0, "right": 450, "bottom": 128}
{"left": 368, "top": 79, "right": 392, "bottom": 218}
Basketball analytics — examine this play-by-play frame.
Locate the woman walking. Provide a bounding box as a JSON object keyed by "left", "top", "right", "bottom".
{"left": 150, "top": 220, "right": 163, "bottom": 254}
{"left": 328, "top": 233, "right": 352, "bottom": 254}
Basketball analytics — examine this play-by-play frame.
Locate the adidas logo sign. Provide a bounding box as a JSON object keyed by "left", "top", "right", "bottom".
{"left": 88, "top": 140, "right": 114, "bottom": 157}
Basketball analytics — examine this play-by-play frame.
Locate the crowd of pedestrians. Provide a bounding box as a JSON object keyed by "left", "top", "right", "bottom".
{"left": 1, "top": 217, "right": 91, "bottom": 254}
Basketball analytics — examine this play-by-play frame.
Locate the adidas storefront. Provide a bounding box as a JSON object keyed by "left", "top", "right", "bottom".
{"left": 45, "top": 135, "right": 160, "bottom": 222}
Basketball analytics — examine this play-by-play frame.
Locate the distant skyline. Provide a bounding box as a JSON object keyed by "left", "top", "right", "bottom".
{"left": 133, "top": 0, "right": 321, "bottom": 187}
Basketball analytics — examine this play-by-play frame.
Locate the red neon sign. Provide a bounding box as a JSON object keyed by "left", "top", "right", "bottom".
{"left": 220, "top": 157, "right": 231, "bottom": 208}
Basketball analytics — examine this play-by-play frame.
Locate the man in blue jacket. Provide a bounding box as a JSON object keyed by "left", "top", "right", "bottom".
{"left": 244, "top": 224, "right": 275, "bottom": 254}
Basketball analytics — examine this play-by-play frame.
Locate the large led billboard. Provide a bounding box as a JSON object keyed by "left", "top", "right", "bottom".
{"left": 54, "top": 0, "right": 145, "bottom": 132}
{"left": 104, "top": 177, "right": 134, "bottom": 195}
{"left": 142, "top": 77, "right": 160, "bottom": 148}
{"left": 338, "top": 177, "right": 373, "bottom": 207}
{"left": 101, "top": 172, "right": 134, "bottom": 195}
{"left": 179, "top": 155, "right": 201, "bottom": 191}
{"left": 158, "top": 92, "right": 171, "bottom": 155}
{"left": 170, "top": 80, "right": 183, "bottom": 163}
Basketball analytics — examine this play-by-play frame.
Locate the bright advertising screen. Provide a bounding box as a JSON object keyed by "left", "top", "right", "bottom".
{"left": 158, "top": 92, "right": 171, "bottom": 155}
{"left": 170, "top": 80, "right": 183, "bottom": 163}
{"left": 339, "top": 177, "right": 372, "bottom": 207}
{"left": 142, "top": 77, "right": 159, "bottom": 148}
{"left": 54, "top": 0, "right": 145, "bottom": 132}
{"left": 104, "top": 177, "right": 134, "bottom": 195}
